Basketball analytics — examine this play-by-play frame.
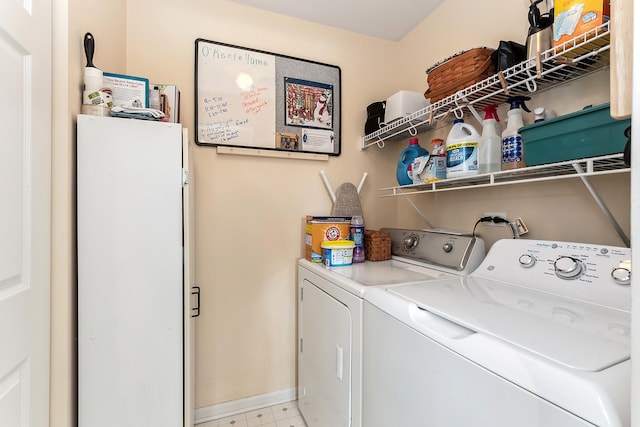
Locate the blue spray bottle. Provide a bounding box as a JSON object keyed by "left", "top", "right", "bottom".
{"left": 502, "top": 96, "right": 531, "bottom": 170}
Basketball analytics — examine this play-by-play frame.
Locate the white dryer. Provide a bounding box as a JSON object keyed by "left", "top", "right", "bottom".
{"left": 297, "top": 229, "right": 485, "bottom": 427}
{"left": 363, "top": 239, "right": 631, "bottom": 427}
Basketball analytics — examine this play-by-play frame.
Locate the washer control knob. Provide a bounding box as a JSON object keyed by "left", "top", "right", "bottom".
{"left": 403, "top": 234, "right": 419, "bottom": 250}
{"left": 554, "top": 256, "right": 584, "bottom": 279}
{"left": 611, "top": 267, "right": 631, "bottom": 286}
{"left": 518, "top": 254, "right": 536, "bottom": 268}
{"left": 442, "top": 243, "right": 453, "bottom": 253}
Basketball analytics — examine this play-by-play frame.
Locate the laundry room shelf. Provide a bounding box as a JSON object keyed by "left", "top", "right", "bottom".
{"left": 361, "top": 22, "right": 611, "bottom": 150}
{"left": 379, "top": 153, "right": 629, "bottom": 196}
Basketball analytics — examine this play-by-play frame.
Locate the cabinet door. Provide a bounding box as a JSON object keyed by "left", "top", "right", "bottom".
{"left": 299, "top": 279, "right": 352, "bottom": 427}
{"left": 610, "top": 0, "right": 632, "bottom": 119}
{"left": 77, "top": 115, "right": 183, "bottom": 427}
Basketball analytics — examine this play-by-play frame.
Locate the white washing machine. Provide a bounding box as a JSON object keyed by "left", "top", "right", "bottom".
{"left": 297, "top": 229, "right": 485, "bottom": 427}
{"left": 363, "top": 239, "right": 631, "bottom": 427}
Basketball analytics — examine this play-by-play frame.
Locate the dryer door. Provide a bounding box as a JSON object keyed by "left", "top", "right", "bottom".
{"left": 299, "top": 279, "right": 351, "bottom": 426}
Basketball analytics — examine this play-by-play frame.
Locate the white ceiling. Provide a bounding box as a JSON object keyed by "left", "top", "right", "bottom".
{"left": 225, "top": 0, "right": 446, "bottom": 41}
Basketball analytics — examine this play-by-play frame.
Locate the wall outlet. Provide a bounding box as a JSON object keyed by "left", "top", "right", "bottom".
{"left": 483, "top": 212, "right": 507, "bottom": 227}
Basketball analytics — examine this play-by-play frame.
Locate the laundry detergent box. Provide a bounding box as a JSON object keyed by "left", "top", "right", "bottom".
{"left": 305, "top": 216, "right": 351, "bottom": 262}
{"left": 553, "top": 0, "right": 610, "bottom": 48}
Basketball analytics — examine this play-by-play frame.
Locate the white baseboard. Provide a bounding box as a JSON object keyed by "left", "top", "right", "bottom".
{"left": 194, "top": 388, "right": 298, "bottom": 424}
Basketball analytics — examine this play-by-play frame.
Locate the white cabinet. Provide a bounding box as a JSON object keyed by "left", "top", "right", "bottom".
{"left": 77, "top": 115, "right": 194, "bottom": 427}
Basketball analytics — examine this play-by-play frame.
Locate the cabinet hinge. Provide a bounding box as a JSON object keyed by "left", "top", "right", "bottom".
{"left": 182, "top": 168, "right": 189, "bottom": 187}
{"left": 300, "top": 338, "right": 303, "bottom": 353}
{"left": 191, "top": 285, "right": 200, "bottom": 318}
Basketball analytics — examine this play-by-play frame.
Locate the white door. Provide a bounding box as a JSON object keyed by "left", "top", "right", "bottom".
{"left": 0, "top": 0, "right": 52, "bottom": 426}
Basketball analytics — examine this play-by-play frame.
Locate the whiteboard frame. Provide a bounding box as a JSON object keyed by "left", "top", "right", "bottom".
{"left": 195, "top": 38, "right": 341, "bottom": 156}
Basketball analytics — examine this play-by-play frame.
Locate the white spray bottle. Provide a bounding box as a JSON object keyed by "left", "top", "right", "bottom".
{"left": 502, "top": 96, "right": 531, "bottom": 170}
{"left": 478, "top": 104, "right": 502, "bottom": 173}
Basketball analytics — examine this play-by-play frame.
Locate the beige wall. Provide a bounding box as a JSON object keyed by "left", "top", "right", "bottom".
{"left": 392, "top": 0, "right": 629, "bottom": 248}
{"left": 51, "top": 1, "right": 127, "bottom": 426}
{"left": 124, "top": 0, "right": 404, "bottom": 407}
{"left": 51, "top": 0, "right": 630, "bottom": 420}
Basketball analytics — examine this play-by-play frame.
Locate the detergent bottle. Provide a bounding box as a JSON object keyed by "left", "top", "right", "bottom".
{"left": 396, "top": 137, "right": 428, "bottom": 186}
{"left": 426, "top": 138, "right": 447, "bottom": 180}
{"left": 410, "top": 153, "right": 431, "bottom": 184}
{"left": 411, "top": 138, "right": 448, "bottom": 183}
{"left": 350, "top": 215, "right": 365, "bottom": 263}
{"left": 445, "top": 119, "right": 481, "bottom": 178}
{"left": 478, "top": 104, "right": 502, "bottom": 174}
{"left": 502, "top": 96, "right": 531, "bottom": 170}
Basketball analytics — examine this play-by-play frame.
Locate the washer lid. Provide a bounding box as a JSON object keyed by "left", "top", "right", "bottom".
{"left": 388, "top": 276, "right": 631, "bottom": 372}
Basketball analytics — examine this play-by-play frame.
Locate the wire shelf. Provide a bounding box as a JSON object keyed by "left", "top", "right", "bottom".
{"left": 380, "top": 153, "right": 629, "bottom": 196}
{"left": 362, "top": 22, "right": 611, "bottom": 150}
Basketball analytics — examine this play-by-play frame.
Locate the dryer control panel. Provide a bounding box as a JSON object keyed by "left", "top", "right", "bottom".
{"left": 382, "top": 228, "right": 485, "bottom": 275}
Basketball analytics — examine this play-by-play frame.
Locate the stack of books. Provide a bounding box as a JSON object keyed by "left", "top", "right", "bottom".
{"left": 99, "top": 72, "right": 181, "bottom": 123}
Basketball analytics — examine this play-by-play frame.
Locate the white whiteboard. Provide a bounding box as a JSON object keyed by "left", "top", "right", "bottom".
{"left": 195, "top": 39, "right": 341, "bottom": 155}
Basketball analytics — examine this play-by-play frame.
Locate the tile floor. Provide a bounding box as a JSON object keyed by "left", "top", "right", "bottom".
{"left": 197, "top": 401, "right": 307, "bottom": 427}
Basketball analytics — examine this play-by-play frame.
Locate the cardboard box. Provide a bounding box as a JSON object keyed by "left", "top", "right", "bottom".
{"left": 305, "top": 216, "right": 351, "bottom": 262}
{"left": 553, "top": 0, "right": 610, "bottom": 47}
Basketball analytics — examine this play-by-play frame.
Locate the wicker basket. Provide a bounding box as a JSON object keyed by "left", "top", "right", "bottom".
{"left": 364, "top": 229, "right": 391, "bottom": 261}
{"left": 424, "top": 47, "right": 496, "bottom": 103}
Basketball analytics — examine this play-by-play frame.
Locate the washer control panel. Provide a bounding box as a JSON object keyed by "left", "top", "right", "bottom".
{"left": 474, "top": 239, "right": 631, "bottom": 311}
{"left": 553, "top": 256, "right": 586, "bottom": 280}
{"left": 518, "top": 254, "right": 536, "bottom": 268}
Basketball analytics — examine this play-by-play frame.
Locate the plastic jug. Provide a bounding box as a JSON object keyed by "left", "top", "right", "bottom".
{"left": 445, "top": 119, "right": 481, "bottom": 178}
{"left": 396, "top": 138, "right": 428, "bottom": 186}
